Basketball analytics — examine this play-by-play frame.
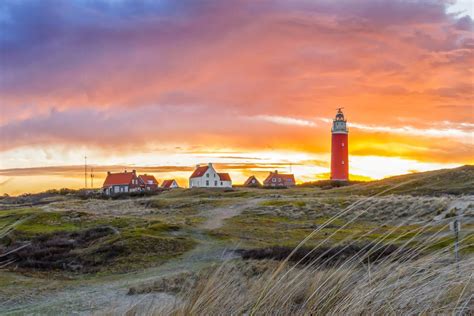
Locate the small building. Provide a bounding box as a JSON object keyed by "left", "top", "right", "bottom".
{"left": 102, "top": 170, "right": 141, "bottom": 195}
{"left": 189, "top": 163, "right": 232, "bottom": 188}
{"left": 243, "top": 175, "right": 261, "bottom": 187}
{"left": 161, "top": 179, "right": 180, "bottom": 189}
{"left": 263, "top": 170, "right": 296, "bottom": 188}
{"left": 138, "top": 174, "right": 159, "bottom": 191}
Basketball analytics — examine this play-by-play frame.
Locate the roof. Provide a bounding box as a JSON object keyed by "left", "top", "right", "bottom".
{"left": 218, "top": 173, "right": 231, "bottom": 181}
{"left": 139, "top": 174, "right": 158, "bottom": 185}
{"left": 103, "top": 172, "right": 136, "bottom": 187}
{"left": 263, "top": 172, "right": 295, "bottom": 185}
{"left": 161, "top": 179, "right": 176, "bottom": 188}
{"left": 244, "top": 175, "right": 261, "bottom": 186}
{"left": 190, "top": 166, "right": 209, "bottom": 178}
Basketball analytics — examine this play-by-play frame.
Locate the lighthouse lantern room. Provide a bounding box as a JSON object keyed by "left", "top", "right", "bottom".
{"left": 331, "top": 108, "right": 349, "bottom": 181}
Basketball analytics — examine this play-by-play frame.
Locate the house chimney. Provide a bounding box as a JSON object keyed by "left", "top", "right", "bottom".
{"left": 107, "top": 171, "right": 111, "bottom": 175}
{"left": 132, "top": 169, "right": 136, "bottom": 175}
{"left": 196, "top": 164, "right": 200, "bottom": 168}
{"left": 275, "top": 170, "right": 278, "bottom": 174}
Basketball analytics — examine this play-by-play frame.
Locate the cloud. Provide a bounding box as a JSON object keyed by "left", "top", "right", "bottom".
{"left": 349, "top": 122, "right": 473, "bottom": 141}
{"left": 250, "top": 115, "right": 317, "bottom": 127}
{"left": 0, "top": 0, "right": 472, "bottom": 172}
{"left": 317, "top": 117, "right": 473, "bottom": 142}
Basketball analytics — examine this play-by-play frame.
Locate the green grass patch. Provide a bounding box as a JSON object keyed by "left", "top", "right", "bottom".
{"left": 209, "top": 211, "right": 458, "bottom": 252}
{"left": 259, "top": 200, "right": 307, "bottom": 208}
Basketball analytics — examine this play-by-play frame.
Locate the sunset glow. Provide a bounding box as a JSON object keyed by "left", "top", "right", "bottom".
{"left": 0, "top": 0, "right": 473, "bottom": 194}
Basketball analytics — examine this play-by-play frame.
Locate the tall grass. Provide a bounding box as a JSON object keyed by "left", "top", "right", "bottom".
{"left": 108, "top": 172, "right": 473, "bottom": 315}
{"left": 120, "top": 248, "right": 472, "bottom": 315}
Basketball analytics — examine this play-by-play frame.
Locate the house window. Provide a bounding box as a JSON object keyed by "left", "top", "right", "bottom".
{"left": 342, "top": 143, "right": 344, "bottom": 147}
{"left": 214, "top": 181, "right": 217, "bottom": 186}
{"left": 272, "top": 178, "right": 276, "bottom": 182}
{"left": 342, "top": 160, "right": 345, "bottom": 164}
{"left": 206, "top": 174, "right": 209, "bottom": 178}
{"left": 220, "top": 182, "right": 223, "bottom": 186}
{"left": 206, "top": 180, "right": 209, "bottom": 186}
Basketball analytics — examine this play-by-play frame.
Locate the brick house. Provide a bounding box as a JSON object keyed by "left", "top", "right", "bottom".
{"left": 102, "top": 170, "right": 141, "bottom": 195}
{"left": 263, "top": 170, "right": 296, "bottom": 188}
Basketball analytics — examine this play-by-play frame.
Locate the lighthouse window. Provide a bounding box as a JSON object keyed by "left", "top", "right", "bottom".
{"left": 342, "top": 143, "right": 344, "bottom": 147}
{"left": 342, "top": 160, "right": 345, "bottom": 164}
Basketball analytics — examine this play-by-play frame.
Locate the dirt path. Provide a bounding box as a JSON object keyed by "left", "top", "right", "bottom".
{"left": 199, "top": 198, "right": 262, "bottom": 230}
{"left": 2, "top": 198, "right": 263, "bottom": 315}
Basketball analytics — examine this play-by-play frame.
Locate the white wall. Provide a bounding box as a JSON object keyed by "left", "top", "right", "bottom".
{"left": 189, "top": 164, "right": 232, "bottom": 188}
{"left": 170, "top": 180, "right": 179, "bottom": 188}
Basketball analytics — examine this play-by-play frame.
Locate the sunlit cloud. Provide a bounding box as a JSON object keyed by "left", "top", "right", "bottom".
{"left": 350, "top": 122, "right": 473, "bottom": 141}
{"left": 250, "top": 115, "right": 317, "bottom": 127}
{"left": 0, "top": 0, "right": 472, "bottom": 194}
{"left": 318, "top": 118, "right": 473, "bottom": 142}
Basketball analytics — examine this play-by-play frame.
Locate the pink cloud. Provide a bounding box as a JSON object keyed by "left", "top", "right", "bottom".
{"left": 0, "top": 0, "right": 472, "bottom": 165}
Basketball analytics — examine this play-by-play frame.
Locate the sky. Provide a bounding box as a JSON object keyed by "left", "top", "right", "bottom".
{"left": 0, "top": 0, "right": 473, "bottom": 194}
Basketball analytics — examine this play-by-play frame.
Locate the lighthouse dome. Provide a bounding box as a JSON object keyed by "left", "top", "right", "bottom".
{"left": 335, "top": 108, "right": 345, "bottom": 121}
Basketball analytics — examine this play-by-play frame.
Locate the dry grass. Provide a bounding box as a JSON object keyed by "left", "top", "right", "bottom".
{"left": 116, "top": 251, "right": 472, "bottom": 315}
{"left": 116, "top": 231, "right": 473, "bottom": 315}
{"left": 110, "top": 172, "right": 473, "bottom": 315}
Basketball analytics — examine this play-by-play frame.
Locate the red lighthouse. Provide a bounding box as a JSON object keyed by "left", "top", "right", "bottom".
{"left": 331, "top": 108, "right": 349, "bottom": 181}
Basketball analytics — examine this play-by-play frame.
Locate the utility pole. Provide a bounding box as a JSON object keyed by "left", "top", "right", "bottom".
{"left": 84, "top": 155, "right": 88, "bottom": 189}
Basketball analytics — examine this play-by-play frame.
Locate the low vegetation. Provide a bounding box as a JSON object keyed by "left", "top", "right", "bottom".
{"left": 0, "top": 208, "right": 195, "bottom": 275}
{"left": 0, "top": 165, "right": 472, "bottom": 314}
{"left": 125, "top": 253, "right": 472, "bottom": 315}
{"left": 333, "top": 165, "right": 474, "bottom": 196}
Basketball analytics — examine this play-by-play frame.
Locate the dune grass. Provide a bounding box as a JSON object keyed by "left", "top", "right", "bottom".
{"left": 115, "top": 170, "right": 473, "bottom": 315}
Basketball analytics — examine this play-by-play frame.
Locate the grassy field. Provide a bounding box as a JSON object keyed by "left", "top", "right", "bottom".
{"left": 0, "top": 165, "right": 473, "bottom": 314}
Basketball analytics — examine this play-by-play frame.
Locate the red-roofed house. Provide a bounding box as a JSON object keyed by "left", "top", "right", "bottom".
{"left": 243, "top": 175, "right": 261, "bottom": 187}
{"left": 102, "top": 170, "right": 141, "bottom": 195}
{"left": 138, "top": 174, "right": 159, "bottom": 191}
{"left": 189, "top": 163, "right": 232, "bottom": 188}
{"left": 161, "top": 179, "right": 179, "bottom": 189}
{"left": 263, "top": 170, "right": 296, "bottom": 188}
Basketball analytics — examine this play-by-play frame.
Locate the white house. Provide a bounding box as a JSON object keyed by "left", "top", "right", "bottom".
{"left": 189, "top": 163, "right": 232, "bottom": 188}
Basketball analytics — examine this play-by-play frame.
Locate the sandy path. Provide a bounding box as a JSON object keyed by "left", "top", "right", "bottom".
{"left": 199, "top": 198, "right": 262, "bottom": 230}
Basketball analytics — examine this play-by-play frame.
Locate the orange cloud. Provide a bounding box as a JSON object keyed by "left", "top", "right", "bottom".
{"left": 0, "top": 0, "right": 472, "bottom": 192}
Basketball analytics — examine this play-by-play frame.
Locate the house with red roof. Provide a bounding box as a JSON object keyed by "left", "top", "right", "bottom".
{"left": 138, "top": 174, "right": 159, "bottom": 191}
{"left": 161, "top": 179, "right": 179, "bottom": 189}
{"left": 243, "top": 175, "right": 261, "bottom": 187}
{"left": 102, "top": 170, "right": 141, "bottom": 195}
{"left": 189, "top": 163, "right": 232, "bottom": 188}
{"left": 263, "top": 170, "right": 296, "bottom": 188}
